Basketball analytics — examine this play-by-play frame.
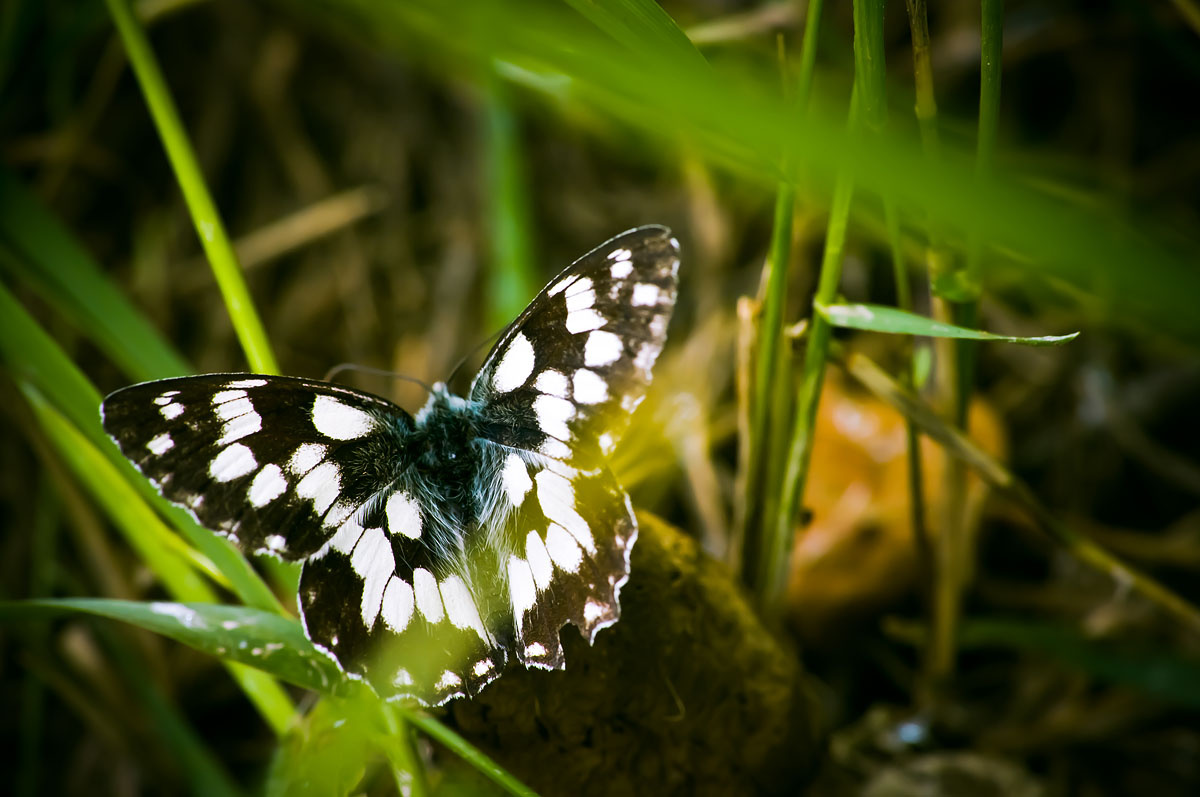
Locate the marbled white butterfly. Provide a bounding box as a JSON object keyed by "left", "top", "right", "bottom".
{"left": 101, "top": 226, "right": 679, "bottom": 706}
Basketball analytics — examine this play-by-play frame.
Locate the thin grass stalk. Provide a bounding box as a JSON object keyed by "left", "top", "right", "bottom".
{"left": 740, "top": 0, "right": 826, "bottom": 597}
{"left": 761, "top": 0, "right": 882, "bottom": 604}
{"left": 103, "top": 0, "right": 278, "bottom": 375}
{"left": 404, "top": 710, "right": 539, "bottom": 797}
{"left": 883, "top": 196, "right": 932, "bottom": 587}
{"left": 380, "top": 705, "right": 429, "bottom": 797}
{"left": 765, "top": 129, "right": 856, "bottom": 602}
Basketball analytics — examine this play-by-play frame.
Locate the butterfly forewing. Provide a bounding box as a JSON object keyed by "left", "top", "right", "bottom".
{"left": 101, "top": 374, "right": 415, "bottom": 559}
{"left": 469, "top": 225, "right": 680, "bottom": 469}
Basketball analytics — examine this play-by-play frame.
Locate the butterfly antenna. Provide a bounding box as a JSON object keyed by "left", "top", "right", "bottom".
{"left": 323, "top": 363, "right": 433, "bottom": 394}
{"left": 445, "top": 326, "right": 506, "bottom": 389}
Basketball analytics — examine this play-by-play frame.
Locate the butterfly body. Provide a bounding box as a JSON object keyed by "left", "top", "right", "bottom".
{"left": 102, "top": 226, "right": 680, "bottom": 705}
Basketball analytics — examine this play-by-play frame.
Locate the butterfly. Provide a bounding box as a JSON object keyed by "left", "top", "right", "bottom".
{"left": 101, "top": 226, "right": 680, "bottom": 706}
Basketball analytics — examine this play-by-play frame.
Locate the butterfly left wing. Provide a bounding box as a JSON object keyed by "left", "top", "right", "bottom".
{"left": 102, "top": 374, "right": 507, "bottom": 705}
{"left": 466, "top": 226, "right": 680, "bottom": 668}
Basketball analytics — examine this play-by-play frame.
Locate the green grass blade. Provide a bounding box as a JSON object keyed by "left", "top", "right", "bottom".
{"left": 0, "top": 282, "right": 283, "bottom": 613}
{"left": 819, "top": 302, "right": 1079, "bottom": 346}
{"left": 102, "top": 0, "right": 278, "bottom": 374}
{"left": 484, "top": 79, "right": 538, "bottom": 334}
{"left": 0, "top": 599, "right": 344, "bottom": 695}
{"left": 0, "top": 170, "right": 190, "bottom": 382}
{"left": 562, "top": 0, "right": 708, "bottom": 69}
{"left": 293, "top": 0, "right": 1200, "bottom": 341}
{"left": 24, "top": 386, "right": 223, "bottom": 601}
{"left": 403, "top": 710, "right": 539, "bottom": 797}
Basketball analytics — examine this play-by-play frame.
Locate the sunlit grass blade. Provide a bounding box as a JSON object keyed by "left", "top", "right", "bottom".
{"left": 0, "top": 599, "right": 344, "bottom": 695}
{"left": 0, "top": 281, "right": 283, "bottom": 613}
{"left": 23, "top": 385, "right": 224, "bottom": 601}
{"left": 102, "top": 0, "right": 278, "bottom": 374}
{"left": 0, "top": 170, "right": 190, "bottom": 382}
{"left": 483, "top": 78, "right": 538, "bottom": 334}
{"left": 819, "top": 302, "right": 1079, "bottom": 346}
{"left": 562, "top": 0, "right": 708, "bottom": 69}
{"left": 290, "top": 0, "right": 1200, "bottom": 341}
{"left": 402, "top": 710, "right": 539, "bottom": 797}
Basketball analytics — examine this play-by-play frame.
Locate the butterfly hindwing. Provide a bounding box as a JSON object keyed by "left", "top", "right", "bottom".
{"left": 481, "top": 453, "right": 637, "bottom": 670}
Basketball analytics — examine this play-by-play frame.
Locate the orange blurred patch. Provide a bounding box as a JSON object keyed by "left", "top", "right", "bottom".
{"left": 785, "top": 369, "right": 1006, "bottom": 645}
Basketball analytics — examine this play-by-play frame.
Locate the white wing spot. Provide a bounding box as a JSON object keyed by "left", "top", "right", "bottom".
{"left": 393, "top": 668, "right": 414, "bottom": 687}
{"left": 209, "top": 443, "right": 257, "bottom": 482}
{"left": 572, "top": 369, "right": 608, "bottom": 404}
{"left": 248, "top": 463, "right": 287, "bottom": 507}
{"left": 607, "top": 247, "right": 632, "bottom": 261}
{"left": 217, "top": 411, "right": 262, "bottom": 446}
{"left": 584, "top": 330, "right": 623, "bottom": 367}
{"left": 437, "top": 670, "right": 463, "bottom": 690}
{"left": 631, "top": 282, "right": 660, "bottom": 306}
{"left": 473, "top": 659, "right": 494, "bottom": 677}
{"left": 153, "top": 391, "right": 179, "bottom": 406}
{"left": 212, "top": 389, "right": 247, "bottom": 405}
{"left": 526, "top": 530, "right": 554, "bottom": 591}
{"left": 566, "top": 307, "right": 607, "bottom": 334}
{"left": 265, "top": 534, "right": 287, "bottom": 553}
{"left": 160, "top": 402, "right": 184, "bottom": 420}
{"left": 312, "top": 395, "right": 375, "bottom": 440}
{"left": 598, "top": 431, "right": 616, "bottom": 455}
{"left": 322, "top": 500, "right": 356, "bottom": 529}
{"left": 649, "top": 313, "right": 669, "bottom": 340}
{"left": 214, "top": 397, "right": 254, "bottom": 422}
{"left": 533, "top": 394, "right": 575, "bottom": 440}
{"left": 564, "top": 279, "right": 595, "bottom": 311}
{"left": 146, "top": 433, "right": 174, "bottom": 455}
{"left": 381, "top": 576, "right": 415, "bottom": 633}
{"left": 413, "top": 567, "right": 444, "bottom": 623}
{"left": 326, "top": 518, "right": 365, "bottom": 557}
{"left": 351, "top": 527, "right": 394, "bottom": 628}
{"left": 507, "top": 556, "right": 537, "bottom": 618}
{"left": 288, "top": 443, "right": 326, "bottom": 475}
{"left": 440, "top": 575, "right": 489, "bottom": 642}
{"left": 536, "top": 470, "right": 595, "bottom": 553}
{"left": 227, "top": 378, "right": 268, "bottom": 388}
{"left": 296, "top": 461, "right": 340, "bottom": 516}
{"left": 492, "top": 331, "right": 536, "bottom": 393}
{"left": 545, "top": 523, "right": 583, "bottom": 572}
{"left": 534, "top": 369, "right": 569, "bottom": 398}
{"left": 547, "top": 276, "right": 574, "bottom": 297}
{"left": 501, "top": 453, "right": 533, "bottom": 507}
{"left": 540, "top": 437, "right": 571, "bottom": 460}
{"left": 385, "top": 491, "right": 422, "bottom": 539}
{"left": 584, "top": 600, "right": 607, "bottom": 623}
{"left": 634, "top": 341, "right": 662, "bottom": 373}
{"left": 524, "top": 641, "right": 548, "bottom": 658}
{"left": 610, "top": 257, "right": 634, "bottom": 279}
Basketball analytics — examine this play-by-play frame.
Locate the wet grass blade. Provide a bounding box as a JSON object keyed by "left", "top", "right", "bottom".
{"left": 820, "top": 302, "right": 1079, "bottom": 346}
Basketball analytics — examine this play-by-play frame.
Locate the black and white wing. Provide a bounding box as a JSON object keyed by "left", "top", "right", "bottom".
{"left": 101, "top": 374, "right": 505, "bottom": 704}
{"left": 468, "top": 225, "right": 680, "bottom": 668}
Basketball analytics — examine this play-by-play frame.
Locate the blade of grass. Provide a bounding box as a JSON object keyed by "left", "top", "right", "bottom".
{"left": 483, "top": 77, "right": 538, "bottom": 334}
{"left": 102, "top": 0, "right": 278, "bottom": 374}
{"left": 313, "top": 0, "right": 1200, "bottom": 342}
{"left": 24, "top": 386, "right": 222, "bottom": 602}
{"left": 403, "top": 709, "right": 539, "bottom": 797}
{"left": 818, "top": 302, "right": 1078, "bottom": 345}
{"left": 0, "top": 281, "right": 283, "bottom": 613}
